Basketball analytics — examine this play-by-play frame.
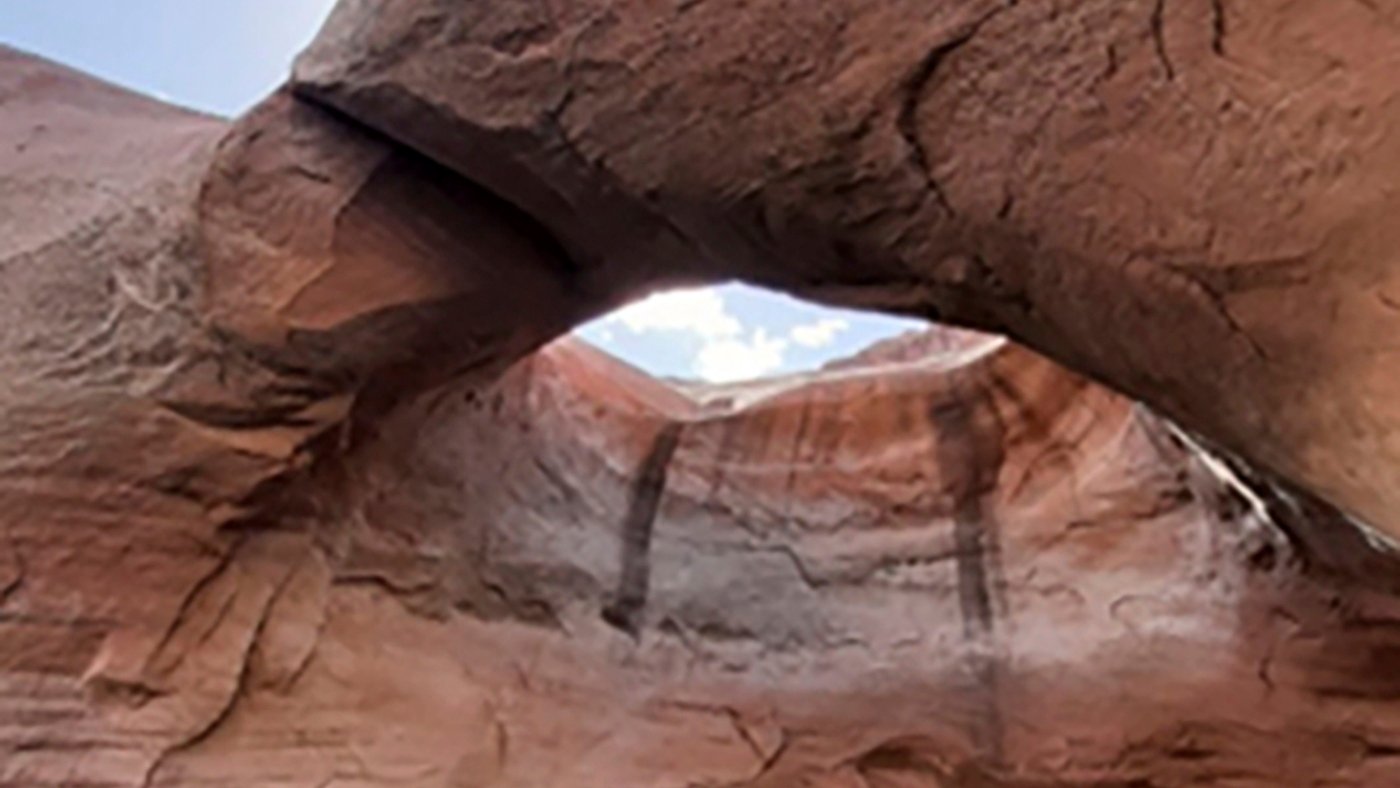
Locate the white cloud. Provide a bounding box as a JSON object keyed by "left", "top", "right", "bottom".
{"left": 597, "top": 286, "right": 792, "bottom": 382}
{"left": 607, "top": 287, "right": 741, "bottom": 338}
{"left": 694, "top": 329, "right": 788, "bottom": 383}
{"left": 789, "top": 317, "right": 850, "bottom": 348}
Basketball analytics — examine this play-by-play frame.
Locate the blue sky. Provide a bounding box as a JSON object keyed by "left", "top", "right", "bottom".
{"left": 2, "top": 1, "right": 923, "bottom": 382}
{"left": 575, "top": 285, "right": 922, "bottom": 382}
{"left": 0, "top": 0, "right": 339, "bottom": 117}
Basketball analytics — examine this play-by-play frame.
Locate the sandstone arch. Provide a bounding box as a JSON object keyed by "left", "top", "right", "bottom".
{"left": 293, "top": 0, "right": 1400, "bottom": 540}
{"left": 5, "top": 0, "right": 1400, "bottom": 783}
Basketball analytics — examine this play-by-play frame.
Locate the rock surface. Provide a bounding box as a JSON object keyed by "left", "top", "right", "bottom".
{"left": 5, "top": 9, "right": 1400, "bottom": 786}
{"left": 295, "top": 0, "right": 1400, "bottom": 541}
{"left": 12, "top": 324, "right": 1400, "bottom": 786}
{"left": 0, "top": 46, "right": 589, "bottom": 785}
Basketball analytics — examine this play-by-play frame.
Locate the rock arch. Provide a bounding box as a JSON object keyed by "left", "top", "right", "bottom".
{"left": 5, "top": 0, "right": 1400, "bottom": 782}
{"left": 291, "top": 0, "right": 1400, "bottom": 539}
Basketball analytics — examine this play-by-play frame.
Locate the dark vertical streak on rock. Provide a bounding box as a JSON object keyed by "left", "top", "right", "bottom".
{"left": 933, "top": 386, "right": 1002, "bottom": 638}
{"left": 930, "top": 372, "right": 1008, "bottom": 760}
{"left": 898, "top": 37, "right": 966, "bottom": 218}
{"left": 0, "top": 522, "right": 25, "bottom": 609}
{"left": 602, "top": 422, "right": 685, "bottom": 635}
{"left": 896, "top": 5, "right": 1013, "bottom": 219}
{"left": 1150, "top": 0, "right": 1176, "bottom": 80}
{"left": 1210, "top": 0, "right": 1227, "bottom": 55}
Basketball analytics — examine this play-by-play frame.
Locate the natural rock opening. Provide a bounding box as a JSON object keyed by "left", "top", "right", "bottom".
{"left": 572, "top": 283, "right": 927, "bottom": 384}
{"left": 293, "top": 0, "right": 1400, "bottom": 543}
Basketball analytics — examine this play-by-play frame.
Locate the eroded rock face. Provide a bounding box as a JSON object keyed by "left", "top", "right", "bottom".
{"left": 5, "top": 8, "right": 1400, "bottom": 785}
{"left": 294, "top": 0, "right": 1400, "bottom": 540}
{"left": 12, "top": 328, "right": 1400, "bottom": 786}
{"left": 0, "top": 46, "right": 592, "bottom": 784}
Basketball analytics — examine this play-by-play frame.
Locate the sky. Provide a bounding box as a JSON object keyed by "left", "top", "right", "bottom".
{"left": 575, "top": 285, "right": 923, "bottom": 383}
{"left": 2, "top": 1, "right": 924, "bottom": 383}
{"left": 0, "top": 0, "right": 340, "bottom": 116}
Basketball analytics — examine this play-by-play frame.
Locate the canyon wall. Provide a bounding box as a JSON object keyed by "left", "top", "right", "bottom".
{"left": 5, "top": 3, "right": 1400, "bottom": 782}
{"left": 9, "top": 319, "right": 1400, "bottom": 784}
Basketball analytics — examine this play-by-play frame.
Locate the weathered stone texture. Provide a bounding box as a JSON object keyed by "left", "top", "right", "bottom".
{"left": 5, "top": 1, "right": 1400, "bottom": 782}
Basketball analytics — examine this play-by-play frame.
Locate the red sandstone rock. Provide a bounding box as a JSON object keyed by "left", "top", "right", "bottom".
{"left": 4, "top": 10, "right": 1400, "bottom": 786}
{"left": 0, "top": 46, "right": 586, "bottom": 785}
{"left": 295, "top": 0, "right": 1400, "bottom": 541}
{"left": 45, "top": 331, "right": 1400, "bottom": 787}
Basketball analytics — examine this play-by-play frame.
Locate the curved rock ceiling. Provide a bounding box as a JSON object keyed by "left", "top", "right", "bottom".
{"left": 4, "top": 0, "right": 1400, "bottom": 784}
{"left": 295, "top": 0, "right": 1400, "bottom": 539}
